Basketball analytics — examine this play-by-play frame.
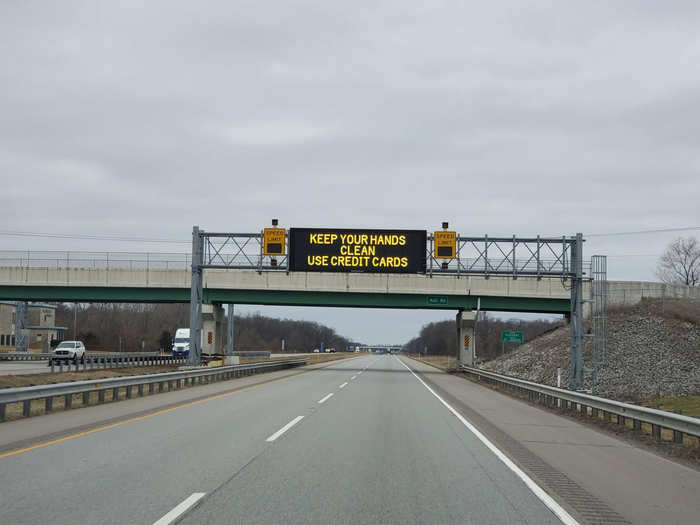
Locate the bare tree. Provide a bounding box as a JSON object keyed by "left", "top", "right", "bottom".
{"left": 656, "top": 237, "right": 700, "bottom": 286}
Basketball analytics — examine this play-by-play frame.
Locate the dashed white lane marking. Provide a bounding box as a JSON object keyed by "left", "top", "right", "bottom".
{"left": 318, "top": 393, "right": 334, "bottom": 404}
{"left": 358, "top": 371, "right": 363, "bottom": 375}
{"left": 153, "top": 492, "right": 206, "bottom": 525}
{"left": 394, "top": 356, "right": 578, "bottom": 525}
{"left": 351, "top": 375, "right": 357, "bottom": 380}
{"left": 266, "top": 416, "right": 304, "bottom": 442}
{"left": 339, "top": 382, "right": 348, "bottom": 389}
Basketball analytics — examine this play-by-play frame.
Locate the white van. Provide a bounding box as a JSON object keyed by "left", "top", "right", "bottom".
{"left": 172, "top": 328, "right": 190, "bottom": 357}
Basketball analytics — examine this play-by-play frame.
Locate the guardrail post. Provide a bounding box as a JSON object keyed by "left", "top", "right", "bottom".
{"left": 604, "top": 411, "right": 611, "bottom": 422}
{"left": 126, "top": 385, "right": 133, "bottom": 399}
{"left": 673, "top": 430, "right": 683, "bottom": 443}
{"left": 82, "top": 391, "right": 90, "bottom": 406}
{"left": 45, "top": 397, "right": 53, "bottom": 412}
{"left": 112, "top": 387, "right": 119, "bottom": 401}
{"left": 633, "top": 419, "right": 641, "bottom": 430}
{"left": 0, "top": 403, "right": 5, "bottom": 421}
{"left": 591, "top": 407, "right": 599, "bottom": 418}
{"left": 65, "top": 394, "right": 72, "bottom": 409}
{"left": 138, "top": 384, "right": 144, "bottom": 396}
{"left": 59, "top": 361, "right": 64, "bottom": 373}
{"left": 652, "top": 424, "right": 661, "bottom": 440}
{"left": 149, "top": 383, "right": 154, "bottom": 394}
{"left": 82, "top": 359, "right": 86, "bottom": 371}
{"left": 98, "top": 390, "right": 105, "bottom": 403}
{"left": 51, "top": 360, "right": 55, "bottom": 373}
{"left": 23, "top": 400, "right": 31, "bottom": 417}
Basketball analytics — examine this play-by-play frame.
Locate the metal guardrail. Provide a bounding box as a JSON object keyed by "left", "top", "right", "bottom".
{"left": 460, "top": 365, "right": 700, "bottom": 442}
{"left": 0, "top": 358, "right": 308, "bottom": 421}
{"left": 0, "top": 352, "right": 186, "bottom": 373}
{"left": 0, "top": 352, "right": 161, "bottom": 361}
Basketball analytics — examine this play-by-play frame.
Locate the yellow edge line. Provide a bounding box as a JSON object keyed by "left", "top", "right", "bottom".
{"left": 0, "top": 356, "right": 361, "bottom": 460}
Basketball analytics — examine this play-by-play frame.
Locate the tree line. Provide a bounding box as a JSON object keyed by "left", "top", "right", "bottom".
{"left": 55, "top": 303, "right": 351, "bottom": 353}
{"left": 403, "top": 313, "right": 561, "bottom": 361}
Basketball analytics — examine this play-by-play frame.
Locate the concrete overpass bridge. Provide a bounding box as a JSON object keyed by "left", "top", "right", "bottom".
{"left": 0, "top": 262, "right": 573, "bottom": 312}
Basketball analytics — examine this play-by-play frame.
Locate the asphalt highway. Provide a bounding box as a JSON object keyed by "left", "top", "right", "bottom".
{"left": 0, "top": 355, "right": 567, "bottom": 524}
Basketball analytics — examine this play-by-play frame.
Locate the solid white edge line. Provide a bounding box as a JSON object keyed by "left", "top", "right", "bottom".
{"left": 266, "top": 415, "right": 305, "bottom": 442}
{"left": 394, "top": 356, "right": 579, "bottom": 525}
{"left": 153, "top": 492, "right": 206, "bottom": 525}
{"left": 318, "top": 393, "right": 334, "bottom": 404}
{"left": 339, "top": 382, "right": 348, "bottom": 389}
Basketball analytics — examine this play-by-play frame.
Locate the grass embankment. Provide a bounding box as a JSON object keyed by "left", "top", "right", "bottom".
{"left": 0, "top": 366, "right": 180, "bottom": 389}
{"left": 642, "top": 396, "right": 700, "bottom": 418}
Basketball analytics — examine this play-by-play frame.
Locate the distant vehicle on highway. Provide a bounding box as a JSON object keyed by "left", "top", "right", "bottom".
{"left": 50, "top": 341, "right": 86, "bottom": 364}
{"left": 313, "top": 348, "right": 320, "bottom": 353}
{"left": 172, "top": 328, "right": 190, "bottom": 357}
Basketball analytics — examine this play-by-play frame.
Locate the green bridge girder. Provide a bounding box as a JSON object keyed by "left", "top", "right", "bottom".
{"left": 0, "top": 285, "right": 570, "bottom": 313}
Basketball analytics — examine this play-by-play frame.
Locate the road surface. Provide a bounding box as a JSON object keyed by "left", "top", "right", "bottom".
{"left": 1, "top": 354, "right": 698, "bottom": 524}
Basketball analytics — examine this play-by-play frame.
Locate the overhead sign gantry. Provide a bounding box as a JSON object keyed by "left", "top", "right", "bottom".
{"left": 188, "top": 223, "right": 598, "bottom": 390}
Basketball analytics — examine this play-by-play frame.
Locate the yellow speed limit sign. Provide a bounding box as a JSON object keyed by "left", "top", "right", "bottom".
{"left": 264, "top": 228, "right": 286, "bottom": 255}
{"left": 434, "top": 231, "right": 456, "bottom": 259}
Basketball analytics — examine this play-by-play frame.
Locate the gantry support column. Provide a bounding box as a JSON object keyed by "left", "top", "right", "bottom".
{"left": 188, "top": 226, "right": 204, "bottom": 366}
{"left": 569, "top": 232, "right": 584, "bottom": 390}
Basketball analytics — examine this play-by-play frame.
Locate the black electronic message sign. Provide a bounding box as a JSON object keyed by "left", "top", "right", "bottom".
{"left": 289, "top": 228, "right": 427, "bottom": 273}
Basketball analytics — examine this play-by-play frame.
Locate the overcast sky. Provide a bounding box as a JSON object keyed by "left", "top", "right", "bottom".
{"left": 2, "top": 1, "right": 699, "bottom": 343}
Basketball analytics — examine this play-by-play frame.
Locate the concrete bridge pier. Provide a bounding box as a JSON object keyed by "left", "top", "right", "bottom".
{"left": 202, "top": 304, "right": 225, "bottom": 356}
{"left": 457, "top": 310, "right": 476, "bottom": 366}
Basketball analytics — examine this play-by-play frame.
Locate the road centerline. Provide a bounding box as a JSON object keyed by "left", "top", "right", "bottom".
{"left": 318, "top": 393, "right": 334, "bottom": 404}
{"left": 266, "top": 416, "right": 304, "bottom": 442}
{"left": 153, "top": 492, "right": 206, "bottom": 525}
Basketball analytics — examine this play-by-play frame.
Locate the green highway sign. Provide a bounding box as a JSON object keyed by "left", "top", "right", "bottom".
{"left": 501, "top": 330, "right": 524, "bottom": 343}
{"left": 427, "top": 296, "right": 448, "bottom": 305}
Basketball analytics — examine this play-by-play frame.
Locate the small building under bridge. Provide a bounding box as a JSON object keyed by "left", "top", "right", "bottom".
{"left": 0, "top": 301, "right": 67, "bottom": 351}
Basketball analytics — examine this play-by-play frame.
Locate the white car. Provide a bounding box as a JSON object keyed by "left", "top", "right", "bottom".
{"left": 51, "top": 340, "right": 86, "bottom": 364}
{"left": 313, "top": 348, "right": 320, "bottom": 353}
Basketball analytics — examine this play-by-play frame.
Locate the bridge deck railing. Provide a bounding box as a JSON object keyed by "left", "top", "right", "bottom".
{"left": 0, "top": 250, "right": 589, "bottom": 278}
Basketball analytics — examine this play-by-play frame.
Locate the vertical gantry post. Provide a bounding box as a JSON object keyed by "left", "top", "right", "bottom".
{"left": 188, "top": 226, "right": 204, "bottom": 366}
{"left": 569, "top": 233, "right": 584, "bottom": 390}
